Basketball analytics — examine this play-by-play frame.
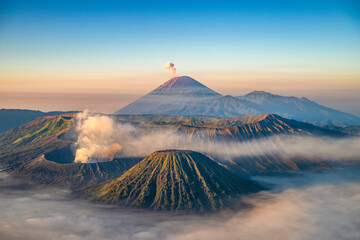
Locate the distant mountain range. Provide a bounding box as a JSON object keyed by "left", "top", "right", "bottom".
{"left": 237, "top": 91, "right": 360, "bottom": 127}
{"left": 81, "top": 150, "right": 264, "bottom": 212}
{"left": 115, "top": 76, "right": 360, "bottom": 127}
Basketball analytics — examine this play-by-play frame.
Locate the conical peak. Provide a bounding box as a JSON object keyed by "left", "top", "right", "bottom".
{"left": 83, "top": 149, "right": 264, "bottom": 212}
{"left": 160, "top": 76, "right": 207, "bottom": 88}
{"left": 150, "top": 76, "right": 221, "bottom": 97}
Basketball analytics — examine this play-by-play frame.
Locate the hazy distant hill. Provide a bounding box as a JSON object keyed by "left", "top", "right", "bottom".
{"left": 115, "top": 76, "right": 360, "bottom": 127}
{"left": 82, "top": 150, "right": 264, "bottom": 212}
{"left": 0, "top": 109, "right": 79, "bottom": 133}
{"left": 237, "top": 91, "right": 360, "bottom": 127}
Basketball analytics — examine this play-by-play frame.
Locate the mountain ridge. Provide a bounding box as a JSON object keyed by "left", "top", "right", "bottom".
{"left": 171, "top": 113, "right": 338, "bottom": 175}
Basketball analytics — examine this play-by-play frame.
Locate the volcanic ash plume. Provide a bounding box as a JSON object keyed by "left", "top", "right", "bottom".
{"left": 74, "top": 111, "right": 122, "bottom": 163}
{"left": 163, "top": 62, "right": 177, "bottom": 76}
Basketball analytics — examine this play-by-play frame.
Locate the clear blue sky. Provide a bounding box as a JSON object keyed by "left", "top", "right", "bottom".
{"left": 0, "top": 0, "right": 359, "bottom": 114}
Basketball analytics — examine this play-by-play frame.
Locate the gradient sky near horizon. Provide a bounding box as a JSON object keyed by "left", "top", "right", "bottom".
{"left": 0, "top": 0, "right": 360, "bottom": 115}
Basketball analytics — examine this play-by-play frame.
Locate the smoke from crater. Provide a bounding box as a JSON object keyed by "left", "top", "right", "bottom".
{"left": 163, "top": 62, "right": 177, "bottom": 76}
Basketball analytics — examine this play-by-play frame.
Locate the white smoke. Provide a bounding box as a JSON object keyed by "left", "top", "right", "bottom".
{"left": 73, "top": 111, "right": 174, "bottom": 163}
{"left": 163, "top": 62, "right": 177, "bottom": 76}
{"left": 74, "top": 111, "right": 122, "bottom": 163}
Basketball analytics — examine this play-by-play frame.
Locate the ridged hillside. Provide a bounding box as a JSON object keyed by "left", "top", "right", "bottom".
{"left": 82, "top": 150, "right": 263, "bottom": 212}
{"left": 174, "top": 114, "right": 344, "bottom": 140}
{"left": 0, "top": 114, "right": 76, "bottom": 166}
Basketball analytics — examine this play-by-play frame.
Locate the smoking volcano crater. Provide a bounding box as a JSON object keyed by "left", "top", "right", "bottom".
{"left": 1, "top": 114, "right": 142, "bottom": 188}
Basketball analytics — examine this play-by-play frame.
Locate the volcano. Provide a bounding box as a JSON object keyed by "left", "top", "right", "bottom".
{"left": 115, "top": 76, "right": 224, "bottom": 115}
{"left": 82, "top": 150, "right": 263, "bottom": 212}
{"left": 146, "top": 76, "right": 221, "bottom": 97}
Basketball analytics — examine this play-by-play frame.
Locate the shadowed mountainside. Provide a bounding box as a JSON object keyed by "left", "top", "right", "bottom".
{"left": 82, "top": 150, "right": 264, "bottom": 212}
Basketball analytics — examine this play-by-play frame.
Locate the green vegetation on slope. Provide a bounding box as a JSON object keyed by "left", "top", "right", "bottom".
{"left": 0, "top": 114, "right": 76, "bottom": 166}
{"left": 83, "top": 150, "right": 263, "bottom": 212}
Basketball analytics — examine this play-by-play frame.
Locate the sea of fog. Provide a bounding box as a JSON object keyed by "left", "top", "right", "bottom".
{"left": 0, "top": 168, "right": 359, "bottom": 240}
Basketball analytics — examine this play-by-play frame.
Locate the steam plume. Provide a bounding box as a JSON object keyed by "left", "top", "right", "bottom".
{"left": 74, "top": 110, "right": 122, "bottom": 163}
{"left": 163, "top": 62, "right": 177, "bottom": 76}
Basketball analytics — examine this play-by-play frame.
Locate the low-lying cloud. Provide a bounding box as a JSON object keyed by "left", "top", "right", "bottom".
{"left": 0, "top": 169, "right": 359, "bottom": 240}
{"left": 73, "top": 112, "right": 360, "bottom": 163}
